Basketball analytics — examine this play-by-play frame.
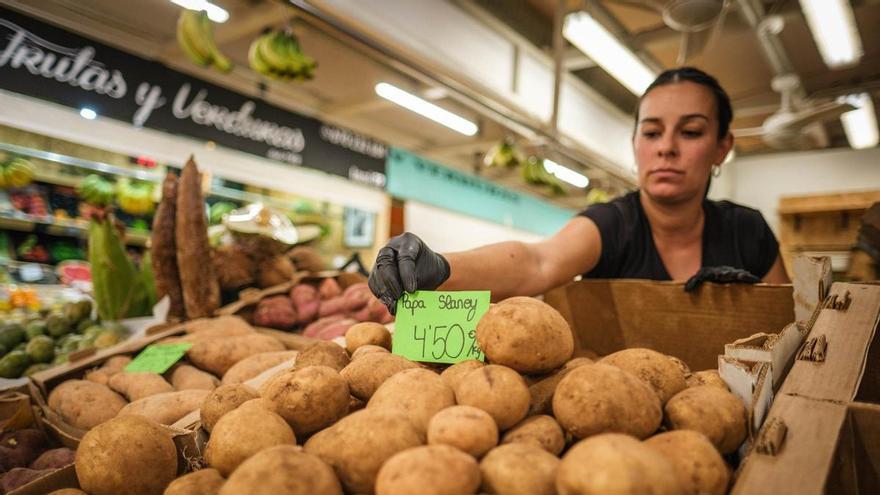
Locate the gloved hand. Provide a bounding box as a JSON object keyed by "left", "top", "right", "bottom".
{"left": 684, "top": 266, "right": 760, "bottom": 292}
{"left": 369, "top": 232, "right": 450, "bottom": 314}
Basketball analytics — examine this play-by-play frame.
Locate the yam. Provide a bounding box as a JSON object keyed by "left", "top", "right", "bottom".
{"left": 30, "top": 447, "right": 76, "bottom": 470}
{"left": 221, "top": 350, "right": 298, "bottom": 385}
{"left": 375, "top": 445, "right": 480, "bottom": 495}
{"left": 205, "top": 399, "right": 296, "bottom": 476}
{"left": 480, "top": 443, "right": 559, "bottom": 495}
{"left": 219, "top": 445, "right": 342, "bottom": 495}
{"left": 151, "top": 172, "right": 185, "bottom": 319}
{"left": 187, "top": 334, "right": 285, "bottom": 376}
{"left": 184, "top": 316, "right": 254, "bottom": 335}
{"left": 475, "top": 297, "right": 573, "bottom": 374}
{"left": 340, "top": 352, "right": 419, "bottom": 400}
{"left": 200, "top": 383, "right": 259, "bottom": 433}
{"left": 344, "top": 322, "right": 392, "bottom": 353}
{"left": 0, "top": 429, "right": 49, "bottom": 471}
{"left": 367, "top": 368, "right": 455, "bottom": 437}
{"left": 262, "top": 366, "right": 350, "bottom": 436}
{"left": 296, "top": 341, "right": 349, "bottom": 372}
{"left": 304, "top": 408, "right": 422, "bottom": 494}
{"left": 176, "top": 157, "right": 220, "bottom": 319}
{"left": 599, "top": 348, "right": 687, "bottom": 404}
{"left": 170, "top": 364, "right": 219, "bottom": 390}
{"left": 1, "top": 468, "right": 54, "bottom": 493}
{"left": 318, "top": 278, "right": 342, "bottom": 299}
{"left": 118, "top": 389, "right": 210, "bottom": 426}
{"left": 290, "top": 284, "right": 320, "bottom": 324}
{"left": 556, "top": 433, "right": 681, "bottom": 495}
{"left": 47, "top": 380, "right": 126, "bottom": 430}
{"left": 163, "top": 468, "right": 224, "bottom": 495}
{"left": 664, "top": 385, "right": 746, "bottom": 454}
{"left": 427, "top": 405, "right": 498, "bottom": 458}
{"left": 108, "top": 372, "right": 174, "bottom": 401}
{"left": 454, "top": 365, "right": 529, "bottom": 431}
{"left": 500, "top": 415, "right": 565, "bottom": 455}
{"left": 645, "top": 430, "right": 730, "bottom": 495}
{"left": 76, "top": 415, "right": 177, "bottom": 495}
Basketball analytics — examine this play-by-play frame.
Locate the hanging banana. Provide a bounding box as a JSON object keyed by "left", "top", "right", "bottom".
{"left": 248, "top": 28, "right": 317, "bottom": 81}
{"left": 177, "top": 9, "right": 232, "bottom": 73}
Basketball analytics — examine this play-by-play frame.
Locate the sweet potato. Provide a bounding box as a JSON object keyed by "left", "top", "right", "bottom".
{"left": 187, "top": 334, "right": 286, "bottom": 376}
{"left": 0, "top": 429, "right": 49, "bottom": 471}
{"left": 222, "top": 350, "right": 298, "bottom": 385}
{"left": 185, "top": 316, "right": 255, "bottom": 335}
{"left": 341, "top": 283, "right": 371, "bottom": 312}
{"left": 117, "top": 389, "right": 210, "bottom": 425}
{"left": 318, "top": 296, "right": 347, "bottom": 318}
{"left": 170, "top": 364, "right": 220, "bottom": 390}
{"left": 254, "top": 296, "right": 298, "bottom": 329}
{"left": 108, "top": 372, "right": 174, "bottom": 401}
{"left": 315, "top": 319, "right": 357, "bottom": 341}
{"left": 318, "top": 278, "right": 342, "bottom": 299}
{"left": 258, "top": 255, "right": 295, "bottom": 288}
{"left": 1, "top": 468, "right": 54, "bottom": 493}
{"left": 290, "top": 284, "right": 320, "bottom": 324}
{"left": 175, "top": 157, "right": 220, "bottom": 318}
{"left": 29, "top": 448, "right": 76, "bottom": 470}
{"left": 288, "top": 246, "right": 324, "bottom": 273}
{"left": 303, "top": 315, "right": 345, "bottom": 339}
{"left": 151, "top": 172, "right": 185, "bottom": 319}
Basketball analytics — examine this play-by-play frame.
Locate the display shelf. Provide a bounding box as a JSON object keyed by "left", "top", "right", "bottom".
{"left": 0, "top": 212, "right": 149, "bottom": 247}
{"left": 0, "top": 142, "right": 163, "bottom": 182}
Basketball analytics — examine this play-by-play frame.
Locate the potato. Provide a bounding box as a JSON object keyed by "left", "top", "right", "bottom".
{"left": 185, "top": 315, "right": 255, "bottom": 335}
{"left": 599, "top": 348, "right": 687, "bottom": 404}
{"left": 30, "top": 447, "right": 76, "bottom": 470}
{"left": 205, "top": 399, "right": 297, "bottom": 476}
{"left": 262, "top": 366, "right": 350, "bottom": 436}
{"left": 296, "top": 341, "right": 350, "bottom": 372}
{"left": 527, "top": 358, "right": 592, "bottom": 416}
{"left": 340, "top": 352, "right": 419, "bottom": 400}
{"left": 118, "top": 389, "right": 210, "bottom": 426}
{"left": 304, "top": 408, "right": 422, "bottom": 494}
{"left": 200, "top": 383, "right": 259, "bottom": 433}
{"left": 664, "top": 385, "right": 746, "bottom": 454}
{"left": 219, "top": 445, "right": 342, "bottom": 495}
{"left": 187, "top": 334, "right": 285, "bottom": 376}
{"left": 84, "top": 356, "right": 132, "bottom": 385}
{"left": 557, "top": 433, "right": 681, "bottom": 495}
{"left": 552, "top": 364, "right": 661, "bottom": 440}
{"left": 170, "top": 364, "right": 220, "bottom": 390}
{"left": 686, "top": 370, "right": 728, "bottom": 390}
{"left": 500, "top": 415, "right": 565, "bottom": 455}
{"left": 345, "top": 322, "right": 392, "bottom": 353}
{"left": 475, "top": 297, "right": 573, "bottom": 374}
{"left": 367, "top": 368, "right": 454, "bottom": 437}
{"left": 376, "top": 445, "right": 480, "bottom": 495}
{"left": 480, "top": 443, "right": 559, "bottom": 495}
{"left": 48, "top": 490, "right": 88, "bottom": 495}
{"left": 76, "top": 415, "right": 177, "bottom": 495}
{"left": 667, "top": 355, "right": 691, "bottom": 377}
{"left": 439, "top": 359, "right": 485, "bottom": 391}
{"left": 645, "top": 430, "right": 730, "bottom": 495}
{"left": 351, "top": 344, "right": 389, "bottom": 360}
{"left": 163, "top": 468, "right": 225, "bottom": 495}
{"left": 220, "top": 350, "right": 298, "bottom": 385}
{"left": 454, "top": 365, "right": 529, "bottom": 431}
{"left": 47, "top": 380, "right": 127, "bottom": 430}
{"left": 109, "top": 372, "right": 174, "bottom": 401}
{"left": 427, "top": 405, "right": 498, "bottom": 458}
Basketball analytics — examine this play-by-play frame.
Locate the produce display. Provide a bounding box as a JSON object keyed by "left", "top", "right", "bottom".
{"left": 0, "top": 427, "right": 76, "bottom": 493}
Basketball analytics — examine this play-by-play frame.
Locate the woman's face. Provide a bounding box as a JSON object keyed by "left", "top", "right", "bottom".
{"left": 633, "top": 81, "right": 733, "bottom": 204}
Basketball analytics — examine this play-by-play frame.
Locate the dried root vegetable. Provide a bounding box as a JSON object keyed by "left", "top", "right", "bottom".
{"left": 151, "top": 172, "right": 185, "bottom": 319}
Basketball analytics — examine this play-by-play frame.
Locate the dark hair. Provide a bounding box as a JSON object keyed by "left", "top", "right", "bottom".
{"left": 634, "top": 67, "right": 733, "bottom": 140}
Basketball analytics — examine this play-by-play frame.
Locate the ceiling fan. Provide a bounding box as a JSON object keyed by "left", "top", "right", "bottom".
{"left": 733, "top": 74, "right": 856, "bottom": 150}
{"left": 605, "top": 0, "right": 730, "bottom": 63}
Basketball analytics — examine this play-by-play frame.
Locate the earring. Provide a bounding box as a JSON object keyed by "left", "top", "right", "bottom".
{"left": 712, "top": 164, "right": 722, "bottom": 178}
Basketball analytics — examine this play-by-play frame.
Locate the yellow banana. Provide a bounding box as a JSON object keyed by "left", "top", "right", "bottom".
{"left": 177, "top": 10, "right": 211, "bottom": 66}
{"left": 256, "top": 32, "right": 287, "bottom": 73}
{"left": 248, "top": 37, "right": 272, "bottom": 76}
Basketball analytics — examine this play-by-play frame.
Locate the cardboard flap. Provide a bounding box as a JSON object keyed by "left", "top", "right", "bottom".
{"left": 545, "top": 280, "right": 795, "bottom": 370}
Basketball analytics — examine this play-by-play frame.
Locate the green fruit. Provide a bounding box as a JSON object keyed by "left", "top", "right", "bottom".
{"left": 94, "top": 331, "right": 122, "bottom": 349}
{"left": 13, "top": 342, "right": 27, "bottom": 352}
{"left": 77, "top": 335, "right": 96, "bottom": 351}
{"left": 63, "top": 300, "right": 91, "bottom": 324}
{"left": 4, "top": 158, "right": 35, "bottom": 188}
{"left": 46, "top": 313, "right": 71, "bottom": 338}
{"left": 52, "top": 353, "right": 69, "bottom": 365}
{"left": 83, "top": 325, "right": 105, "bottom": 340}
{"left": 24, "top": 363, "right": 52, "bottom": 377}
{"left": 25, "top": 320, "right": 48, "bottom": 339}
{"left": 76, "top": 318, "right": 98, "bottom": 334}
{"left": 0, "top": 323, "right": 26, "bottom": 349}
{"left": 77, "top": 174, "right": 114, "bottom": 207}
{"left": 0, "top": 343, "right": 6, "bottom": 357}
{"left": 25, "top": 336, "right": 54, "bottom": 363}
{"left": 0, "top": 350, "right": 31, "bottom": 378}
{"left": 59, "top": 335, "right": 84, "bottom": 354}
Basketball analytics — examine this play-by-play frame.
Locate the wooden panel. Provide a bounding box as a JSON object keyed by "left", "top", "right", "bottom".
{"left": 779, "top": 212, "right": 861, "bottom": 249}
{"left": 778, "top": 190, "right": 880, "bottom": 215}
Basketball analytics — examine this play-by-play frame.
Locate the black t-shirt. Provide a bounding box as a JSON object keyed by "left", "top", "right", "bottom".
{"left": 579, "top": 191, "right": 779, "bottom": 280}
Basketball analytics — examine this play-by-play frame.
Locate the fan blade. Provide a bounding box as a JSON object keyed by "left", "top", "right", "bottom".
{"left": 784, "top": 101, "right": 857, "bottom": 130}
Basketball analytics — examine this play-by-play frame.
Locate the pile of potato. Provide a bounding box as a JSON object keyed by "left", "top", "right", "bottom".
{"left": 62, "top": 297, "right": 745, "bottom": 495}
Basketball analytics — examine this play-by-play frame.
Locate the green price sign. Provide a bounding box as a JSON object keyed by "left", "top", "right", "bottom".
{"left": 393, "top": 291, "right": 490, "bottom": 364}
{"left": 124, "top": 343, "right": 193, "bottom": 374}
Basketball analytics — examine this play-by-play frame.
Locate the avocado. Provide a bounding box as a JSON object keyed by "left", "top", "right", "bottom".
{"left": 25, "top": 336, "right": 55, "bottom": 363}
{"left": 0, "top": 350, "right": 31, "bottom": 378}
{"left": 46, "top": 313, "right": 71, "bottom": 338}
{"left": 0, "top": 323, "right": 25, "bottom": 349}
{"left": 25, "top": 321, "right": 48, "bottom": 339}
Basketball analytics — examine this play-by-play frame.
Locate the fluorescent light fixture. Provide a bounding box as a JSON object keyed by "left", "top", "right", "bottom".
{"left": 840, "top": 93, "right": 878, "bottom": 150}
{"left": 170, "top": 0, "right": 229, "bottom": 23}
{"left": 375, "top": 82, "right": 478, "bottom": 136}
{"left": 79, "top": 108, "right": 97, "bottom": 120}
{"left": 563, "top": 11, "right": 656, "bottom": 95}
{"left": 799, "top": 0, "right": 862, "bottom": 68}
{"left": 544, "top": 159, "right": 590, "bottom": 188}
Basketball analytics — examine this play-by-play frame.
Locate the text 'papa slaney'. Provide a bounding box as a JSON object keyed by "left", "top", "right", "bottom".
{"left": 400, "top": 293, "right": 479, "bottom": 321}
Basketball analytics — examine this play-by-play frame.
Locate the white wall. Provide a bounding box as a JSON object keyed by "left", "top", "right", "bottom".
{"left": 725, "top": 147, "right": 880, "bottom": 234}
{"left": 405, "top": 201, "right": 543, "bottom": 253}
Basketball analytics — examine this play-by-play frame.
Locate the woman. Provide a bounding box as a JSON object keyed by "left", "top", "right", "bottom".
{"left": 369, "top": 67, "right": 790, "bottom": 312}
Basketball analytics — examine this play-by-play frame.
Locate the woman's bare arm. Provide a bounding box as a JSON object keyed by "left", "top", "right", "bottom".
{"left": 762, "top": 255, "right": 790, "bottom": 284}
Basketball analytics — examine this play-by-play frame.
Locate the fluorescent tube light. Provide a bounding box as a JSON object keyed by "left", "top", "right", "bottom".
{"left": 375, "top": 82, "right": 478, "bottom": 136}
{"left": 79, "top": 108, "right": 97, "bottom": 120}
{"left": 170, "top": 0, "right": 229, "bottom": 23}
{"left": 544, "top": 159, "right": 590, "bottom": 188}
{"left": 563, "top": 11, "right": 656, "bottom": 95}
{"left": 799, "top": 0, "right": 862, "bottom": 68}
{"left": 840, "top": 93, "right": 878, "bottom": 150}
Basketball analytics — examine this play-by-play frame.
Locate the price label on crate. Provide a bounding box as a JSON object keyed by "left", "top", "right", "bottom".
{"left": 392, "top": 291, "right": 490, "bottom": 364}
{"left": 124, "top": 343, "right": 193, "bottom": 374}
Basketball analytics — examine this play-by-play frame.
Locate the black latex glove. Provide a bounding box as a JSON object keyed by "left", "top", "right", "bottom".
{"left": 369, "top": 232, "right": 450, "bottom": 314}
{"left": 684, "top": 266, "right": 760, "bottom": 292}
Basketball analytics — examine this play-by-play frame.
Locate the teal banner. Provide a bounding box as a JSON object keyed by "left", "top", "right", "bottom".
{"left": 386, "top": 147, "right": 574, "bottom": 236}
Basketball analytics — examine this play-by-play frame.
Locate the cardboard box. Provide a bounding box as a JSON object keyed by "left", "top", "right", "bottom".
{"left": 733, "top": 282, "right": 880, "bottom": 493}
{"left": 543, "top": 279, "right": 795, "bottom": 370}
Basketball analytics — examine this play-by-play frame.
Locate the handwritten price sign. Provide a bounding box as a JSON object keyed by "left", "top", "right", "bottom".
{"left": 393, "top": 291, "right": 490, "bottom": 364}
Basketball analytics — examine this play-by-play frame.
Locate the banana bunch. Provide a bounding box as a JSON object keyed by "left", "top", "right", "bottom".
{"left": 177, "top": 9, "right": 232, "bottom": 72}
{"left": 249, "top": 29, "right": 317, "bottom": 81}
{"left": 521, "top": 157, "right": 566, "bottom": 196}
{"left": 483, "top": 140, "right": 524, "bottom": 169}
